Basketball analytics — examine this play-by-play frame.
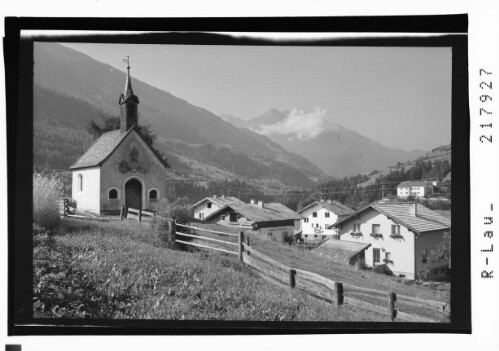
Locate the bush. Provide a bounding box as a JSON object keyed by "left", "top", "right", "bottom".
{"left": 33, "top": 172, "right": 64, "bottom": 230}
{"left": 152, "top": 199, "right": 194, "bottom": 250}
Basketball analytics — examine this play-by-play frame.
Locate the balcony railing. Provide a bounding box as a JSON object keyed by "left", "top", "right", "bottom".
{"left": 349, "top": 232, "right": 363, "bottom": 238}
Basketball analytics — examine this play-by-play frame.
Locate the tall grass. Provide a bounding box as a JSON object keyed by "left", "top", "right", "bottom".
{"left": 33, "top": 172, "right": 64, "bottom": 230}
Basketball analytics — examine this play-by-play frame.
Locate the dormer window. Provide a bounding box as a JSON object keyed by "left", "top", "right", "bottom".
{"left": 207, "top": 202, "right": 212, "bottom": 209}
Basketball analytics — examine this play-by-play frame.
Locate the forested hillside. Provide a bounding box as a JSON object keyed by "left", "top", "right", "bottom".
{"left": 33, "top": 84, "right": 114, "bottom": 170}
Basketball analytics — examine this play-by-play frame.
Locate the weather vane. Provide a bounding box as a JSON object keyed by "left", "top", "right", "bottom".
{"left": 123, "top": 56, "right": 130, "bottom": 70}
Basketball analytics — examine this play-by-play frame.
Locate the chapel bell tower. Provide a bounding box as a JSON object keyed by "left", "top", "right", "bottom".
{"left": 119, "top": 56, "right": 140, "bottom": 133}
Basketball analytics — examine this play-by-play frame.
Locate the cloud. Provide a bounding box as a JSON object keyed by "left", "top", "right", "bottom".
{"left": 256, "top": 106, "right": 329, "bottom": 140}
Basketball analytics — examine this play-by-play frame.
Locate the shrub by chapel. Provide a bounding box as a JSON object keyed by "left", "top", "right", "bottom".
{"left": 69, "top": 61, "right": 169, "bottom": 215}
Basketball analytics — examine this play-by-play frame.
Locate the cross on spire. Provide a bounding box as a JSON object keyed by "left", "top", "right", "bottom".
{"left": 122, "top": 56, "right": 134, "bottom": 97}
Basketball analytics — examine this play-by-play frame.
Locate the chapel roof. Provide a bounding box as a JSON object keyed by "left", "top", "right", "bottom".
{"left": 69, "top": 127, "right": 169, "bottom": 170}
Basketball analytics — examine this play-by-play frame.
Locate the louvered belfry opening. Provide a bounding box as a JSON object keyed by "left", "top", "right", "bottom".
{"left": 119, "top": 59, "right": 140, "bottom": 133}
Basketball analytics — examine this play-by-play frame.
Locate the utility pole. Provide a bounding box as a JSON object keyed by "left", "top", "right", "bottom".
{"left": 381, "top": 183, "right": 385, "bottom": 199}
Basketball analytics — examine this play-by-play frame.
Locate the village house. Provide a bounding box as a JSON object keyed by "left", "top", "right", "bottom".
{"left": 191, "top": 195, "right": 245, "bottom": 220}
{"left": 397, "top": 181, "right": 434, "bottom": 198}
{"left": 202, "top": 199, "right": 303, "bottom": 241}
{"left": 333, "top": 201, "right": 451, "bottom": 280}
{"left": 298, "top": 200, "right": 355, "bottom": 239}
{"left": 69, "top": 62, "right": 170, "bottom": 215}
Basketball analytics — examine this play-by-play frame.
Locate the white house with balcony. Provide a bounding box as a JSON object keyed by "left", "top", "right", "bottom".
{"left": 298, "top": 200, "right": 355, "bottom": 239}
{"left": 397, "top": 181, "right": 434, "bottom": 198}
{"left": 333, "top": 201, "right": 450, "bottom": 280}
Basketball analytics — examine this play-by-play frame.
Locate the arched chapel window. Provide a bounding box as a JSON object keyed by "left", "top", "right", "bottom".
{"left": 78, "top": 174, "right": 83, "bottom": 192}
{"left": 109, "top": 188, "right": 118, "bottom": 199}
{"left": 149, "top": 189, "right": 158, "bottom": 200}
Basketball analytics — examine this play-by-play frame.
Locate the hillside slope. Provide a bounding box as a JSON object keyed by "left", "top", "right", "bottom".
{"left": 33, "top": 43, "right": 325, "bottom": 188}
{"left": 358, "top": 144, "right": 452, "bottom": 187}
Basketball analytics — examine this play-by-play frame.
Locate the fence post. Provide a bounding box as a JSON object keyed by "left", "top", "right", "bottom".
{"left": 63, "top": 198, "right": 68, "bottom": 218}
{"left": 246, "top": 236, "right": 250, "bottom": 255}
{"left": 168, "top": 219, "right": 176, "bottom": 244}
{"left": 289, "top": 269, "right": 296, "bottom": 288}
{"left": 238, "top": 231, "right": 244, "bottom": 263}
{"left": 334, "top": 282, "right": 344, "bottom": 306}
{"left": 139, "top": 209, "right": 142, "bottom": 222}
{"left": 120, "top": 206, "right": 124, "bottom": 221}
{"left": 388, "top": 292, "right": 397, "bottom": 321}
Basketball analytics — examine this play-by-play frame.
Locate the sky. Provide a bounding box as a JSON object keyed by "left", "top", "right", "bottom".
{"left": 62, "top": 43, "right": 452, "bottom": 152}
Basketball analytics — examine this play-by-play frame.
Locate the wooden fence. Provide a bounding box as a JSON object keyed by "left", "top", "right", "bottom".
{"left": 58, "top": 198, "right": 102, "bottom": 220}
{"left": 174, "top": 222, "right": 240, "bottom": 256}
{"left": 168, "top": 221, "right": 448, "bottom": 322}
{"left": 120, "top": 206, "right": 155, "bottom": 222}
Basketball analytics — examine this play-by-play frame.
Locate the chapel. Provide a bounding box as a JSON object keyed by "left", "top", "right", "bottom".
{"left": 69, "top": 60, "right": 169, "bottom": 215}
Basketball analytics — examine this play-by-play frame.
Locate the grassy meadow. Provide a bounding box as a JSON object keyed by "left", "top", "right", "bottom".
{"left": 34, "top": 219, "right": 394, "bottom": 321}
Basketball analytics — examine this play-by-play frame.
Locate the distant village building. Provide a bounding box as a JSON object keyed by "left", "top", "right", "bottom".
{"left": 333, "top": 201, "right": 451, "bottom": 280}
{"left": 397, "top": 181, "right": 434, "bottom": 198}
{"left": 191, "top": 196, "right": 245, "bottom": 220}
{"left": 69, "top": 62, "right": 169, "bottom": 214}
{"left": 202, "top": 198, "right": 302, "bottom": 240}
{"left": 298, "top": 200, "right": 355, "bottom": 239}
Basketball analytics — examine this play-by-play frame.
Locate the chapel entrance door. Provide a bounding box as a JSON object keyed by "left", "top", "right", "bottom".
{"left": 125, "top": 178, "right": 142, "bottom": 210}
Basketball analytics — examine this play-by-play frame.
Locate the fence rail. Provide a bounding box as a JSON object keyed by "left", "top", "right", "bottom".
{"left": 175, "top": 223, "right": 239, "bottom": 237}
{"left": 158, "top": 220, "right": 240, "bottom": 256}
{"left": 159, "top": 221, "right": 448, "bottom": 322}
{"left": 121, "top": 206, "right": 155, "bottom": 222}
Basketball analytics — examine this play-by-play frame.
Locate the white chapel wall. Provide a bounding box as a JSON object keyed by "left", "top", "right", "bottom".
{"left": 71, "top": 167, "right": 101, "bottom": 214}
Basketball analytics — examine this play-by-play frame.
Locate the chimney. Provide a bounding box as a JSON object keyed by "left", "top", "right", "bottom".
{"left": 213, "top": 195, "right": 217, "bottom": 199}
{"left": 257, "top": 200, "right": 264, "bottom": 208}
{"left": 327, "top": 199, "right": 332, "bottom": 204}
{"left": 250, "top": 199, "right": 256, "bottom": 205}
{"left": 221, "top": 195, "right": 225, "bottom": 199}
{"left": 409, "top": 203, "right": 417, "bottom": 217}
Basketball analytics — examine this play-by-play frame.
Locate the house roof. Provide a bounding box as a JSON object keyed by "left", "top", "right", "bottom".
{"left": 204, "top": 202, "right": 302, "bottom": 223}
{"left": 397, "top": 181, "right": 433, "bottom": 188}
{"left": 298, "top": 200, "right": 355, "bottom": 217}
{"left": 191, "top": 196, "right": 245, "bottom": 209}
{"left": 313, "top": 239, "right": 371, "bottom": 264}
{"left": 70, "top": 127, "right": 169, "bottom": 170}
{"left": 333, "top": 201, "right": 451, "bottom": 234}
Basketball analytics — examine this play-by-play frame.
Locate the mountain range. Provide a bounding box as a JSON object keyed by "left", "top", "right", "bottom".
{"left": 222, "top": 108, "right": 426, "bottom": 177}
